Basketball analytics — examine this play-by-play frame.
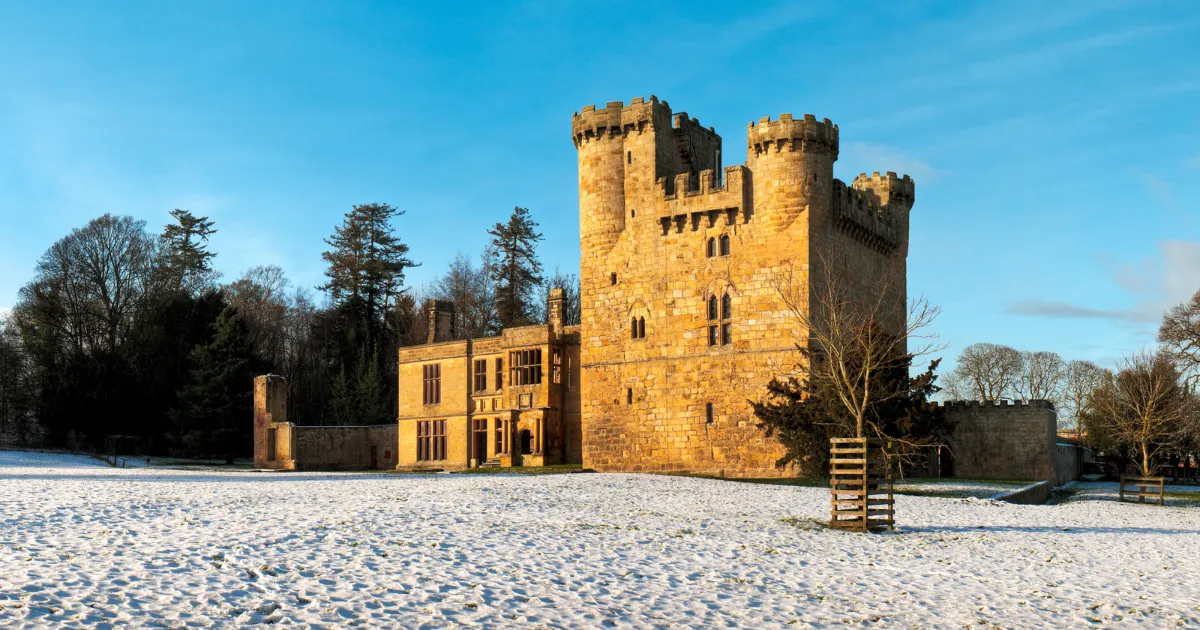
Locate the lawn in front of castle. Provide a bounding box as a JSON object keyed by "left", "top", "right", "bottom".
{"left": 3, "top": 450, "right": 1198, "bottom": 628}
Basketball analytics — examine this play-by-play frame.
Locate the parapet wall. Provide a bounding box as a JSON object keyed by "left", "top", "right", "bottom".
{"left": 571, "top": 96, "right": 670, "bottom": 146}
{"left": 832, "top": 180, "right": 902, "bottom": 252}
{"left": 853, "top": 171, "right": 915, "bottom": 210}
{"left": 747, "top": 113, "right": 839, "bottom": 158}
{"left": 941, "top": 400, "right": 1073, "bottom": 485}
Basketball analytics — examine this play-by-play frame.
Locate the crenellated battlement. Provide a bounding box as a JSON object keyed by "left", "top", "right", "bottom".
{"left": 653, "top": 166, "right": 750, "bottom": 233}
{"left": 747, "top": 113, "right": 839, "bottom": 159}
{"left": 572, "top": 96, "right": 672, "bottom": 147}
{"left": 853, "top": 171, "right": 915, "bottom": 210}
{"left": 671, "top": 111, "right": 719, "bottom": 142}
{"left": 939, "top": 400, "right": 1056, "bottom": 410}
{"left": 832, "top": 180, "right": 901, "bottom": 253}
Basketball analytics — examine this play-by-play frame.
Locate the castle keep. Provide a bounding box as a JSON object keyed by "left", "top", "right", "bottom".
{"left": 573, "top": 97, "right": 912, "bottom": 477}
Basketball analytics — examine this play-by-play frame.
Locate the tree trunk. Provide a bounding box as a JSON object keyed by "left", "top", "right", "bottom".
{"left": 1142, "top": 442, "right": 1150, "bottom": 476}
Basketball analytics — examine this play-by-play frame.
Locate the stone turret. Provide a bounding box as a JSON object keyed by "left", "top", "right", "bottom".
{"left": 746, "top": 113, "right": 839, "bottom": 231}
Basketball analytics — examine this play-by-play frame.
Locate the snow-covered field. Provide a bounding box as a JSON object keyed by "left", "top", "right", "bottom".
{"left": 2, "top": 452, "right": 1199, "bottom": 628}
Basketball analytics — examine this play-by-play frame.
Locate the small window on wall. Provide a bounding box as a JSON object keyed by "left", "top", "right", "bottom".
{"left": 473, "top": 359, "right": 487, "bottom": 393}
{"left": 706, "top": 237, "right": 716, "bottom": 258}
{"left": 626, "top": 388, "right": 633, "bottom": 405}
{"left": 422, "top": 364, "right": 441, "bottom": 404}
{"left": 706, "top": 403, "right": 714, "bottom": 424}
{"left": 719, "top": 234, "right": 731, "bottom": 256}
{"left": 610, "top": 272, "right": 618, "bottom": 286}
{"left": 552, "top": 348, "right": 562, "bottom": 384}
{"left": 417, "top": 419, "right": 446, "bottom": 461}
{"left": 631, "top": 316, "right": 646, "bottom": 340}
{"left": 707, "top": 294, "right": 732, "bottom": 346}
{"left": 495, "top": 358, "right": 503, "bottom": 390}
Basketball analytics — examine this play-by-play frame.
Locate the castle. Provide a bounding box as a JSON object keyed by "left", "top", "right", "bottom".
{"left": 254, "top": 96, "right": 915, "bottom": 477}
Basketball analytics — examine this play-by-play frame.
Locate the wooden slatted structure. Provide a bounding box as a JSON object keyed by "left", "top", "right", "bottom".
{"left": 829, "top": 437, "right": 894, "bottom": 532}
{"left": 1119, "top": 475, "right": 1165, "bottom": 506}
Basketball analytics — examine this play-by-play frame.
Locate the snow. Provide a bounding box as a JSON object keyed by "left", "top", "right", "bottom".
{"left": 2, "top": 452, "right": 1199, "bottom": 628}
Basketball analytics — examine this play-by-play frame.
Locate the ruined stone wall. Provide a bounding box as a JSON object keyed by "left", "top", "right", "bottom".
{"left": 253, "top": 375, "right": 289, "bottom": 469}
{"left": 944, "top": 400, "right": 1066, "bottom": 484}
{"left": 573, "top": 98, "right": 913, "bottom": 477}
{"left": 291, "top": 425, "right": 398, "bottom": 471}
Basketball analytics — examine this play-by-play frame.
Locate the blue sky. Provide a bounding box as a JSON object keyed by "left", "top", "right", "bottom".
{"left": 1, "top": 0, "right": 1197, "bottom": 371}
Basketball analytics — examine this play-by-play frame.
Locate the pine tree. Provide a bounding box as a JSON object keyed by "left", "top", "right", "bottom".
{"left": 159, "top": 209, "right": 217, "bottom": 294}
{"left": 170, "top": 306, "right": 255, "bottom": 462}
{"left": 326, "top": 347, "right": 387, "bottom": 425}
{"left": 319, "top": 203, "right": 416, "bottom": 336}
{"left": 487, "top": 207, "right": 543, "bottom": 328}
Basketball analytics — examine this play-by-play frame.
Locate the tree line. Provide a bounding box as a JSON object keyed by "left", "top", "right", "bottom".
{"left": 939, "top": 293, "right": 1200, "bottom": 477}
{"left": 0, "top": 204, "right": 577, "bottom": 460}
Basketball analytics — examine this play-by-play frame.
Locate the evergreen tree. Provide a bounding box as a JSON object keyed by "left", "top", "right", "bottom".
{"left": 752, "top": 338, "right": 952, "bottom": 478}
{"left": 159, "top": 209, "right": 217, "bottom": 295}
{"left": 487, "top": 206, "right": 543, "bottom": 328}
{"left": 319, "top": 202, "right": 416, "bottom": 336}
{"left": 170, "top": 306, "right": 256, "bottom": 462}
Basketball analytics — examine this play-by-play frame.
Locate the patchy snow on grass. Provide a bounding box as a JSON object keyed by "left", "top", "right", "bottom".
{"left": 1, "top": 451, "right": 1199, "bottom": 628}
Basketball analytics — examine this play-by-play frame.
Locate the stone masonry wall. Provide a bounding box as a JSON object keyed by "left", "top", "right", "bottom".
{"left": 944, "top": 400, "right": 1064, "bottom": 484}
{"left": 291, "top": 425, "right": 398, "bottom": 471}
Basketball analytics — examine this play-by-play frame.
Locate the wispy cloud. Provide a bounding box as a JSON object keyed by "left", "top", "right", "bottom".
{"left": 1009, "top": 240, "right": 1200, "bottom": 325}
{"left": 1008, "top": 300, "right": 1151, "bottom": 323}
{"left": 842, "top": 142, "right": 941, "bottom": 184}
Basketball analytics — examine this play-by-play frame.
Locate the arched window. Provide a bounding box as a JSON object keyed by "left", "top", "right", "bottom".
{"left": 706, "top": 238, "right": 716, "bottom": 258}
{"left": 631, "top": 317, "right": 638, "bottom": 339}
{"left": 721, "top": 294, "right": 732, "bottom": 319}
{"left": 631, "top": 316, "right": 646, "bottom": 340}
{"left": 638, "top": 317, "right": 646, "bottom": 339}
{"left": 707, "top": 296, "right": 718, "bottom": 321}
{"left": 719, "top": 234, "right": 731, "bottom": 256}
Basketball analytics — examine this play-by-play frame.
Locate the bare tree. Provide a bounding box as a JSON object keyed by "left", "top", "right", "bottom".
{"left": 17, "top": 214, "right": 156, "bottom": 354}
{"left": 225, "top": 265, "right": 291, "bottom": 366}
{"left": 1019, "top": 350, "right": 1065, "bottom": 405}
{"left": 1159, "top": 288, "right": 1200, "bottom": 387}
{"left": 430, "top": 250, "right": 499, "bottom": 339}
{"left": 949, "top": 343, "right": 1024, "bottom": 401}
{"left": 1082, "top": 350, "right": 1192, "bottom": 475}
{"left": 773, "top": 252, "right": 942, "bottom": 438}
{"left": 1062, "top": 359, "right": 1109, "bottom": 439}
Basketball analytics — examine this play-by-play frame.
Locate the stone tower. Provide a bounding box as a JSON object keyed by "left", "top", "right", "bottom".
{"left": 572, "top": 97, "right": 914, "bottom": 477}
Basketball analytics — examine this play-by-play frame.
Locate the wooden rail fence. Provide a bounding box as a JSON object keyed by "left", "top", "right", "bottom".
{"left": 830, "top": 437, "right": 894, "bottom": 532}
{"left": 1119, "top": 475, "right": 1165, "bottom": 506}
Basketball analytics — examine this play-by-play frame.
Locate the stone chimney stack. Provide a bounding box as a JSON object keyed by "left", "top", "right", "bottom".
{"left": 547, "top": 288, "right": 566, "bottom": 336}
{"left": 426, "top": 300, "right": 456, "bottom": 344}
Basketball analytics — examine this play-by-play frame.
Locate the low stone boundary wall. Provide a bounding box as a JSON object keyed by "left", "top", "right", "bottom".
{"left": 991, "top": 481, "right": 1051, "bottom": 505}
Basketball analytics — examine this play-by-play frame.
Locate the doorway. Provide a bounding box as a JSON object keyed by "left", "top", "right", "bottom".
{"left": 520, "top": 429, "right": 532, "bottom": 455}
{"left": 473, "top": 418, "right": 489, "bottom": 465}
